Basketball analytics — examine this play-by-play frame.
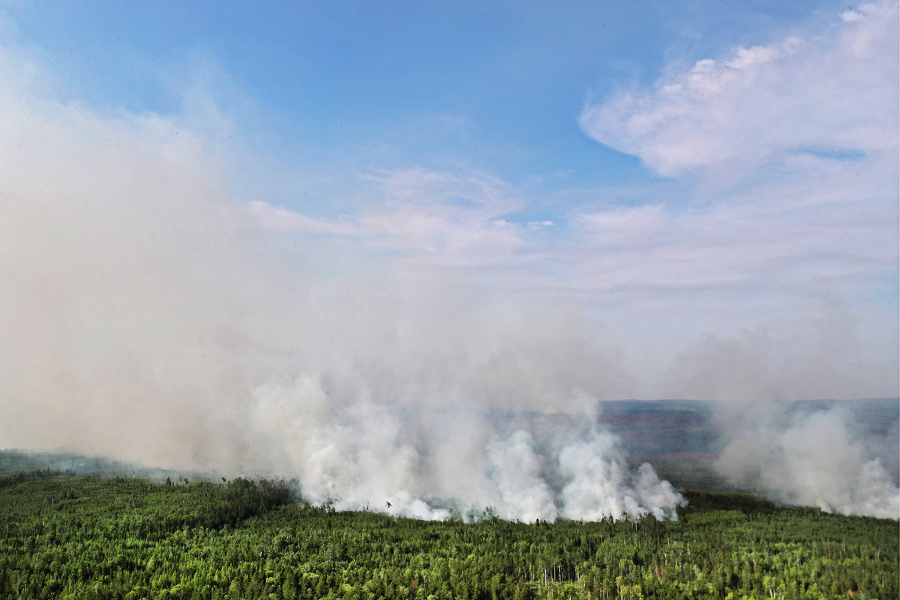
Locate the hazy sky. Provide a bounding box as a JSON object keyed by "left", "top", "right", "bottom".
{"left": 1, "top": 0, "right": 897, "bottom": 401}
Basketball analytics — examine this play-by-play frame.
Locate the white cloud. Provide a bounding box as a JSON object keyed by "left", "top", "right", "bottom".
{"left": 580, "top": 0, "right": 898, "bottom": 180}
{"left": 574, "top": 204, "right": 665, "bottom": 247}
{"left": 250, "top": 167, "right": 526, "bottom": 264}
{"left": 360, "top": 169, "right": 523, "bottom": 259}
{"left": 247, "top": 200, "right": 360, "bottom": 236}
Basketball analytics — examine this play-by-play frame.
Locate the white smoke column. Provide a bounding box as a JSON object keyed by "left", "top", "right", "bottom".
{"left": 244, "top": 376, "right": 452, "bottom": 520}
{"left": 716, "top": 408, "right": 899, "bottom": 519}
{"left": 419, "top": 410, "right": 497, "bottom": 511}
{"left": 485, "top": 431, "right": 558, "bottom": 521}
{"left": 245, "top": 376, "right": 350, "bottom": 503}
{"left": 558, "top": 430, "right": 684, "bottom": 521}
{"left": 237, "top": 375, "right": 686, "bottom": 522}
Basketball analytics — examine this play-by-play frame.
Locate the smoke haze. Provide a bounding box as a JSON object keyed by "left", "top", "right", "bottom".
{"left": 0, "top": 54, "right": 684, "bottom": 521}
{"left": 714, "top": 406, "right": 898, "bottom": 519}
{"left": 0, "top": 6, "right": 897, "bottom": 521}
{"left": 672, "top": 325, "right": 899, "bottom": 519}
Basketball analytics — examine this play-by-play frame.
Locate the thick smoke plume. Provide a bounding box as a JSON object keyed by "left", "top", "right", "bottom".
{"left": 244, "top": 379, "right": 682, "bottom": 521}
{"left": 0, "top": 41, "right": 682, "bottom": 521}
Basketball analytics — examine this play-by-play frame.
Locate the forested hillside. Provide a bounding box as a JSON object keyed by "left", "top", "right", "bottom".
{"left": 1, "top": 471, "right": 896, "bottom": 600}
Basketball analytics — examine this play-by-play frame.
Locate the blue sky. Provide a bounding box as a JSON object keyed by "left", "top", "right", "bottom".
{"left": 0, "top": 0, "right": 897, "bottom": 410}
{"left": 3, "top": 1, "right": 848, "bottom": 190}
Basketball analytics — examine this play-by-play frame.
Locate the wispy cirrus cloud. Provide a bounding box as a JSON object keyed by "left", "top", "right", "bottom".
{"left": 247, "top": 201, "right": 360, "bottom": 236}
{"left": 250, "top": 167, "right": 526, "bottom": 264}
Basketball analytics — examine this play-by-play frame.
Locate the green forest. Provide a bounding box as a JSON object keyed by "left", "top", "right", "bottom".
{"left": 0, "top": 468, "right": 897, "bottom": 600}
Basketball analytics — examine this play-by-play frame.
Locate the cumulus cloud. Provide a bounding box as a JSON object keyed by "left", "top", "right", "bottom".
{"left": 580, "top": 0, "right": 898, "bottom": 179}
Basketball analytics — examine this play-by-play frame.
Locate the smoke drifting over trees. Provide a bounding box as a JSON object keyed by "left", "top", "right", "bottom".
{"left": 709, "top": 403, "right": 899, "bottom": 520}
{"left": 0, "top": 72, "right": 681, "bottom": 519}
{"left": 669, "top": 324, "right": 899, "bottom": 519}
{"left": 0, "top": 13, "right": 896, "bottom": 521}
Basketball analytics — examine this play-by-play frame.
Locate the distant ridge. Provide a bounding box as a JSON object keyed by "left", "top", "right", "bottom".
{"left": 598, "top": 399, "right": 711, "bottom": 415}
{"left": 598, "top": 397, "right": 898, "bottom": 415}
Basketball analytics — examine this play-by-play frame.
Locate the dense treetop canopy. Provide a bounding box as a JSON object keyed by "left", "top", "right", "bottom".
{"left": 1, "top": 468, "right": 896, "bottom": 600}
